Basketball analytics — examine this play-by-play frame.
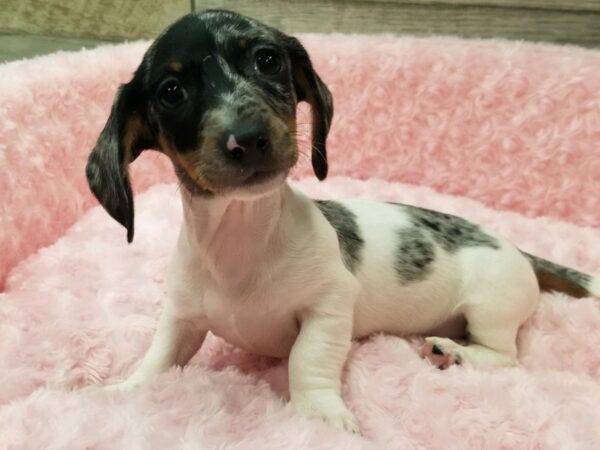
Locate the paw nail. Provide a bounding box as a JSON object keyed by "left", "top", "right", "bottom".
{"left": 432, "top": 344, "right": 444, "bottom": 355}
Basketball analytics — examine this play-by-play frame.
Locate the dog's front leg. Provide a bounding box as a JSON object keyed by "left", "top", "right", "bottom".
{"left": 289, "top": 293, "right": 358, "bottom": 433}
{"left": 106, "top": 308, "right": 207, "bottom": 391}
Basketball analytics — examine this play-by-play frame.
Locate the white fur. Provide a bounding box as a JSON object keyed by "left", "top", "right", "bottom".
{"left": 590, "top": 278, "right": 600, "bottom": 297}
{"left": 110, "top": 180, "right": 546, "bottom": 432}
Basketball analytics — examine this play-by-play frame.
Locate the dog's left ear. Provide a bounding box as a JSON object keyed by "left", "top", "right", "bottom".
{"left": 285, "top": 36, "right": 333, "bottom": 181}
{"left": 86, "top": 72, "right": 154, "bottom": 243}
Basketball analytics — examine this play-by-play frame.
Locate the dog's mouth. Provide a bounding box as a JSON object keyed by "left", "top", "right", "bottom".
{"left": 243, "top": 168, "right": 282, "bottom": 185}
{"left": 217, "top": 166, "right": 288, "bottom": 198}
{"left": 172, "top": 135, "right": 297, "bottom": 196}
{"left": 175, "top": 163, "right": 288, "bottom": 197}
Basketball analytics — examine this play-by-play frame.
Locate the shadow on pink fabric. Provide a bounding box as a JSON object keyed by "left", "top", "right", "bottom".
{"left": 0, "top": 35, "right": 599, "bottom": 449}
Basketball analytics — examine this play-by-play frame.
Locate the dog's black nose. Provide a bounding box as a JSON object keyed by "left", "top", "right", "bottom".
{"left": 223, "top": 121, "right": 270, "bottom": 165}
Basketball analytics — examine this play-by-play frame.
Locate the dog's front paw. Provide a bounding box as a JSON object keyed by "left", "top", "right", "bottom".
{"left": 292, "top": 389, "right": 359, "bottom": 433}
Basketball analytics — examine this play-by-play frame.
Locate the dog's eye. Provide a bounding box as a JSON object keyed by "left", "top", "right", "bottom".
{"left": 254, "top": 48, "right": 283, "bottom": 76}
{"left": 157, "top": 77, "right": 188, "bottom": 109}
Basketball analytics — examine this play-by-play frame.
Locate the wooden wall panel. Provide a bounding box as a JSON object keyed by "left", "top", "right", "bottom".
{"left": 0, "top": 0, "right": 190, "bottom": 41}
{"left": 373, "top": 0, "right": 600, "bottom": 12}
{"left": 194, "top": 0, "right": 600, "bottom": 47}
{"left": 1, "top": 0, "right": 599, "bottom": 47}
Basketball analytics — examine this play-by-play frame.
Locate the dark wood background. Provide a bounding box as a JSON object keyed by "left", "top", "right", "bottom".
{"left": 1, "top": 1, "right": 599, "bottom": 62}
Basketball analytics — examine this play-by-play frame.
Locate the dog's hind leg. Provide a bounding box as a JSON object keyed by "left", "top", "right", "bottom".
{"left": 422, "top": 250, "right": 540, "bottom": 369}
{"left": 421, "top": 326, "right": 519, "bottom": 369}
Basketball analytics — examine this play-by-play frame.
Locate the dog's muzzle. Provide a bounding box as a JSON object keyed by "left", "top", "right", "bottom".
{"left": 222, "top": 119, "right": 271, "bottom": 168}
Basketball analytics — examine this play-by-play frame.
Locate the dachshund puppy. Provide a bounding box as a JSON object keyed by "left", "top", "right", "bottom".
{"left": 86, "top": 10, "right": 600, "bottom": 432}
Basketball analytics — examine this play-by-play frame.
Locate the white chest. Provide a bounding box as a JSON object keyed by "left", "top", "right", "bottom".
{"left": 202, "top": 284, "right": 300, "bottom": 357}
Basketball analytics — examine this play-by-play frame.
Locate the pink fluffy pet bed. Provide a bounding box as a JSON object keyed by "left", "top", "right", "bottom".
{"left": 1, "top": 33, "right": 600, "bottom": 449}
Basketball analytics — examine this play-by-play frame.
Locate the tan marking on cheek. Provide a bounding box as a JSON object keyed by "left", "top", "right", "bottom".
{"left": 197, "top": 116, "right": 226, "bottom": 166}
{"left": 268, "top": 114, "right": 299, "bottom": 166}
{"left": 284, "top": 116, "right": 297, "bottom": 135}
{"left": 177, "top": 153, "right": 210, "bottom": 186}
{"left": 169, "top": 62, "right": 183, "bottom": 72}
{"left": 158, "top": 135, "right": 215, "bottom": 192}
{"left": 197, "top": 134, "right": 231, "bottom": 179}
{"left": 179, "top": 156, "right": 216, "bottom": 192}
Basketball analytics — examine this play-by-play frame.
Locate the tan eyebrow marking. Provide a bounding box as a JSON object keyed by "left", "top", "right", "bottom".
{"left": 169, "top": 61, "right": 183, "bottom": 72}
{"left": 239, "top": 38, "right": 247, "bottom": 48}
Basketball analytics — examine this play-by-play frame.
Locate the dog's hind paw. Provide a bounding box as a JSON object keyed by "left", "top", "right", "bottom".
{"left": 420, "top": 337, "right": 463, "bottom": 369}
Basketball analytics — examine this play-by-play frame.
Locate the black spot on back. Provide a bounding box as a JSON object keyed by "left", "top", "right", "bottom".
{"left": 315, "top": 200, "right": 364, "bottom": 273}
{"left": 395, "top": 227, "right": 435, "bottom": 283}
{"left": 393, "top": 204, "right": 500, "bottom": 253}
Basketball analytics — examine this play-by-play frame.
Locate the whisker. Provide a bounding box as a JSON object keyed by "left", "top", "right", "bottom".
{"left": 297, "top": 141, "right": 325, "bottom": 158}
{"left": 289, "top": 129, "right": 311, "bottom": 136}
{"left": 297, "top": 151, "right": 311, "bottom": 164}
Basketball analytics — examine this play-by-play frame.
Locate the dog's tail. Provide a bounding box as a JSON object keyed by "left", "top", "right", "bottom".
{"left": 523, "top": 252, "right": 599, "bottom": 298}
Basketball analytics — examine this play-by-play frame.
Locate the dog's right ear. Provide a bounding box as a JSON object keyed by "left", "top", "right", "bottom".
{"left": 86, "top": 73, "right": 154, "bottom": 243}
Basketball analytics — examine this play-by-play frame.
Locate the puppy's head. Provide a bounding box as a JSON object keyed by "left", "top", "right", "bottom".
{"left": 86, "top": 10, "right": 333, "bottom": 242}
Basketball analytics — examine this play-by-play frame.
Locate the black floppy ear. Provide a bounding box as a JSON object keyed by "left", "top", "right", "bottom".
{"left": 85, "top": 74, "right": 153, "bottom": 243}
{"left": 286, "top": 37, "right": 333, "bottom": 180}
